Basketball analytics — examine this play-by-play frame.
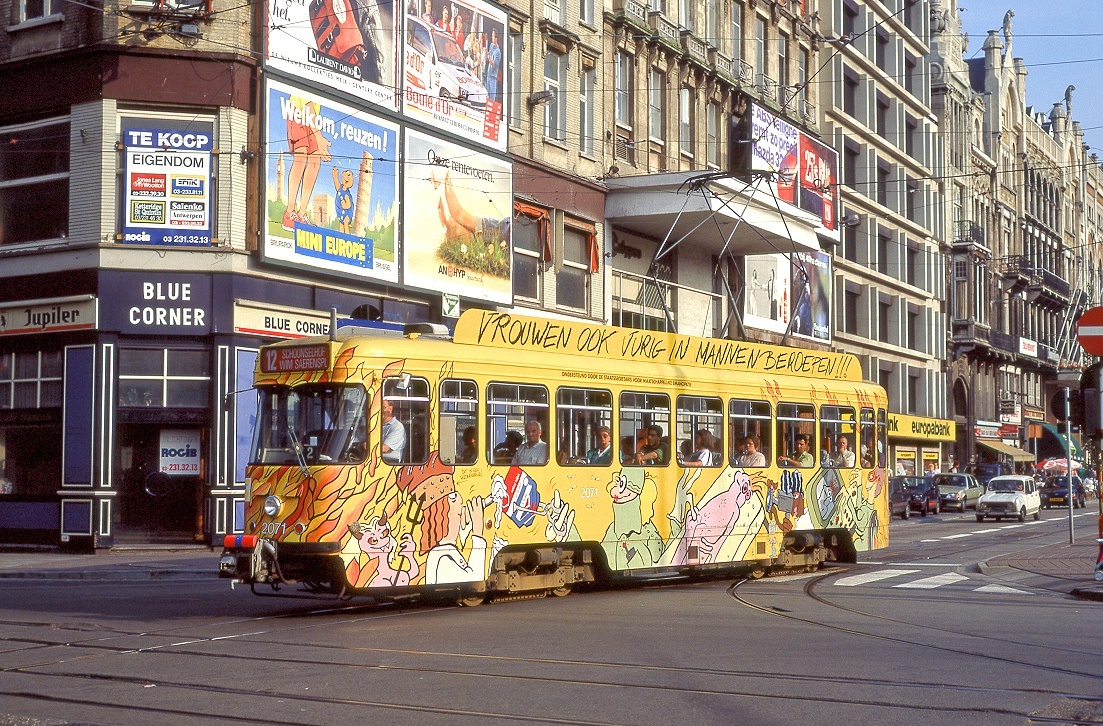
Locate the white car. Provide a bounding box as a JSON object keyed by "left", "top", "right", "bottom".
{"left": 405, "top": 16, "right": 488, "bottom": 108}
{"left": 975, "top": 475, "right": 1040, "bottom": 523}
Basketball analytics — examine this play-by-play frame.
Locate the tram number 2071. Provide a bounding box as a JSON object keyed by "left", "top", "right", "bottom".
{"left": 259, "top": 521, "right": 305, "bottom": 537}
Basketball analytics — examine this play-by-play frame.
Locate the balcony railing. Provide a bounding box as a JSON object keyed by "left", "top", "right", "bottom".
{"left": 780, "top": 85, "right": 799, "bottom": 111}
{"left": 648, "top": 11, "right": 680, "bottom": 50}
{"left": 1039, "top": 344, "right": 1061, "bottom": 365}
{"left": 951, "top": 319, "right": 990, "bottom": 345}
{"left": 800, "top": 99, "right": 815, "bottom": 123}
{"left": 953, "top": 220, "right": 984, "bottom": 246}
{"left": 680, "top": 30, "right": 709, "bottom": 68}
{"left": 709, "top": 49, "right": 734, "bottom": 81}
{"left": 990, "top": 330, "right": 1017, "bottom": 353}
{"left": 736, "top": 58, "right": 754, "bottom": 86}
{"left": 612, "top": 0, "right": 648, "bottom": 27}
{"left": 758, "top": 73, "right": 778, "bottom": 101}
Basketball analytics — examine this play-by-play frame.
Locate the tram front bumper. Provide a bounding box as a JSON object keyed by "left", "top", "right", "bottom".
{"left": 219, "top": 535, "right": 344, "bottom": 585}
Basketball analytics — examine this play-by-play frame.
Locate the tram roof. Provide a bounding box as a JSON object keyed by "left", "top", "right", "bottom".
{"left": 451, "top": 311, "right": 863, "bottom": 383}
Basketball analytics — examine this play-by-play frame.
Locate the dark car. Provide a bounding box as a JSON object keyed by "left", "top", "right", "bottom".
{"left": 889, "top": 477, "right": 911, "bottom": 519}
{"left": 966, "top": 462, "right": 1011, "bottom": 487}
{"left": 891, "top": 475, "right": 939, "bottom": 516}
{"left": 1041, "top": 475, "right": 1087, "bottom": 509}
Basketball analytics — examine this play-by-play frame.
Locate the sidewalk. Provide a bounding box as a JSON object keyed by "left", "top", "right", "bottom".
{"left": 0, "top": 544, "right": 220, "bottom": 581}
{"left": 978, "top": 531, "right": 1103, "bottom": 602}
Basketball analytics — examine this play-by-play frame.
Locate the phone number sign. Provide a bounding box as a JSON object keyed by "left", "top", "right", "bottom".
{"left": 122, "top": 126, "right": 214, "bottom": 247}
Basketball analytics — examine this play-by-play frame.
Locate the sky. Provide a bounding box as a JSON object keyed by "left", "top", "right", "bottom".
{"left": 958, "top": 1, "right": 1103, "bottom": 155}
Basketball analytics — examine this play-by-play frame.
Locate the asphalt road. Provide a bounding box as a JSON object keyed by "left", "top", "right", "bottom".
{"left": 1, "top": 512, "right": 1101, "bottom": 725}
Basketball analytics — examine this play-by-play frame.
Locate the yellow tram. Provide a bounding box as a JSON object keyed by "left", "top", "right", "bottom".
{"left": 220, "top": 310, "right": 889, "bottom": 601}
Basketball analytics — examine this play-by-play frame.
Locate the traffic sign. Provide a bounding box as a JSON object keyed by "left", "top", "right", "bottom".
{"left": 1077, "top": 306, "right": 1103, "bottom": 356}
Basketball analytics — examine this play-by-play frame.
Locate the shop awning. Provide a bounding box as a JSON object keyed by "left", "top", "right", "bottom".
{"left": 977, "top": 439, "right": 1035, "bottom": 462}
{"left": 1040, "top": 423, "right": 1083, "bottom": 460}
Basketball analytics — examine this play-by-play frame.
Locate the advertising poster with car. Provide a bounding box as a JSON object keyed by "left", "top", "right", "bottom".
{"left": 790, "top": 249, "right": 831, "bottom": 342}
{"left": 263, "top": 79, "right": 400, "bottom": 283}
{"left": 749, "top": 104, "right": 839, "bottom": 233}
{"left": 122, "top": 123, "right": 214, "bottom": 247}
{"left": 265, "top": 0, "right": 398, "bottom": 110}
{"left": 743, "top": 254, "right": 790, "bottom": 336}
{"left": 403, "top": 129, "right": 512, "bottom": 303}
{"left": 403, "top": 0, "right": 507, "bottom": 152}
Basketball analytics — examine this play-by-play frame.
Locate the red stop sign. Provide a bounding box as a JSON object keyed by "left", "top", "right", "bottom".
{"left": 1077, "top": 306, "right": 1103, "bottom": 356}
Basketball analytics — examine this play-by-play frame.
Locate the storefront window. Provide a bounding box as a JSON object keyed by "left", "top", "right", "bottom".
{"left": 118, "top": 348, "right": 210, "bottom": 408}
{"left": 0, "top": 350, "right": 63, "bottom": 409}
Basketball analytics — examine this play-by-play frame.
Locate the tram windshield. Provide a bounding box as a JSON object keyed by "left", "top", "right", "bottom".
{"left": 250, "top": 384, "right": 367, "bottom": 466}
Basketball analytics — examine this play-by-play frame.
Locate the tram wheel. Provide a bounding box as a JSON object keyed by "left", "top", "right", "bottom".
{"left": 458, "top": 594, "right": 486, "bottom": 607}
{"left": 550, "top": 585, "right": 572, "bottom": 597}
{"left": 748, "top": 567, "right": 766, "bottom": 580}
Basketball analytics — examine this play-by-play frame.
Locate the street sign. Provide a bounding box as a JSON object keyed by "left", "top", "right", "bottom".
{"left": 442, "top": 293, "right": 460, "bottom": 319}
{"left": 1076, "top": 306, "right": 1103, "bottom": 356}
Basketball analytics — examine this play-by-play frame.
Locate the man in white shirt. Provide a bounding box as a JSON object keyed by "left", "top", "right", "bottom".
{"left": 380, "top": 399, "right": 406, "bottom": 464}
{"left": 512, "top": 419, "right": 548, "bottom": 465}
{"left": 832, "top": 435, "right": 855, "bottom": 468}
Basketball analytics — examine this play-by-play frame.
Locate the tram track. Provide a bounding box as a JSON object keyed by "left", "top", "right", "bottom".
{"left": 1, "top": 582, "right": 1100, "bottom": 724}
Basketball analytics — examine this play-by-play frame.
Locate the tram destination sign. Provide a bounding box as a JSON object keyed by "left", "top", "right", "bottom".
{"left": 261, "top": 344, "right": 330, "bottom": 373}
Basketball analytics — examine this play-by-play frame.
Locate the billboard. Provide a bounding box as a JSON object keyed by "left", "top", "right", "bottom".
{"left": 403, "top": 0, "right": 507, "bottom": 151}
{"left": 265, "top": 0, "right": 398, "bottom": 110}
{"left": 403, "top": 129, "right": 512, "bottom": 303}
{"left": 749, "top": 104, "right": 839, "bottom": 232}
{"left": 263, "top": 79, "right": 400, "bottom": 283}
{"left": 790, "top": 250, "right": 831, "bottom": 343}
{"left": 743, "top": 254, "right": 791, "bottom": 336}
{"left": 122, "top": 124, "right": 214, "bottom": 247}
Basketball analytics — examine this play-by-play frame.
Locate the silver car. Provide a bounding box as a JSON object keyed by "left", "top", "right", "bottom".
{"left": 935, "top": 473, "right": 984, "bottom": 512}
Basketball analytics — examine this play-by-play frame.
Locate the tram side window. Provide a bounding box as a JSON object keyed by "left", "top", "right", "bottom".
{"left": 877, "top": 408, "right": 887, "bottom": 468}
{"left": 620, "top": 391, "right": 671, "bottom": 466}
{"left": 676, "top": 395, "right": 723, "bottom": 467}
{"left": 776, "top": 403, "right": 816, "bottom": 468}
{"left": 556, "top": 387, "right": 613, "bottom": 465}
{"left": 488, "top": 383, "right": 549, "bottom": 465}
{"left": 859, "top": 407, "right": 875, "bottom": 468}
{"left": 381, "top": 376, "right": 430, "bottom": 465}
{"left": 440, "top": 379, "right": 478, "bottom": 465}
{"left": 821, "top": 405, "right": 857, "bottom": 469}
{"left": 728, "top": 399, "right": 771, "bottom": 468}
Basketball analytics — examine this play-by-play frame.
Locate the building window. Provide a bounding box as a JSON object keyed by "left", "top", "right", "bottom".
{"left": 842, "top": 68, "right": 858, "bottom": 118}
{"left": 843, "top": 142, "right": 859, "bottom": 189}
{"left": 754, "top": 15, "right": 766, "bottom": 76}
{"left": 513, "top": 208, "right": 545, "bottom": 301}
{"left": 878, "top": 299, "right": 891, "bottom": 343}
{"left": 877, "top": 230, "right": 891, "bottom": 275}
{"left": 18, "top": 0, "right": 58, "bottom": 21}
{"left": 0, "top": 351, "right": 62, "bottom": 409}
{"left": 615, "top": 52, "right": 633, "bottom": 127}
{"left": 907, "top": 371, "right": 919, "bottom": 413}
{"left": 875, "top": 94, "right": 889, "bottom": 138}
{"left": 0, "top": 117, "right": 69, "bottom": 247}
{"left": 843, "top": 0, "right": 858, "bottom": 39}
{"left": 558, "top": 224, "right": 592, "bottom": 310}
{"left": 706, "top": 102, "right": 720, "bottom": 168}
{"left": 649, "top": 69, "right": 665, "bottom": 140}
{"left": 843, "top": 223, "right": 858, "bottom": 262}
{"left": 777, "top": 31, "right": 789, "bottom": 89}
{"left": 118, "top": 348, "right": 210, "bottom": 408}
{"left": 580, "top": 0, "right": 593, "bottom": 25}
{"left": 906, "top": 242, "right": 919, "bottom": 287}
{"left": 877, "top": 162, "right": 890, "bottom": 208}
{"left": 907, "top": 305, "right": 919, "bottom": 351}
{"left": 844, "top": 289, "right": 859, "bottom": 334}
{"left": 678, "top": 0, "right": 694, "bottom": 32}
{"left": 679, "top": 87, "right": 693, "bottom": 155}
{"left": 730, "top": 1, "right": 742, "bottom": 61}
{"left": 508, "top": 32, "right": 523, "bottom": 128}
{"left": 543, "top": 49, "right": 567, "bottom": 142}
{"left": 580, "top": 67, "right": 595, "bottom": 155}
{"left": 875, "top": 29, "right": 889, "bottom": 70}
{"left": 543, "top": 0, "right": 563, "bottom": 24}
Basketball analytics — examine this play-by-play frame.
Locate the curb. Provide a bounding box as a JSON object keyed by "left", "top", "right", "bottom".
{"left": 0, "top": 569, "right": 218, "bottom": 581}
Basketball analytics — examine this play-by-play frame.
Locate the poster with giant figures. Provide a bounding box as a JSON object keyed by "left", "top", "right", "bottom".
{"left": 265, "top": 0, "right": 398, "bottom": 111}
{"left": 402, "top": 129, "right": 512, "bottom": 303}
{"left": 263, "top": 79, "right": 400, "bottom": 283}
{"left": 248, "top": 352, "right": 887, "bottom": 594}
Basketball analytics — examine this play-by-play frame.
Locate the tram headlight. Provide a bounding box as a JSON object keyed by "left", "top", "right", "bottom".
{"left": 263, "top": 495, "right": 282, "bottom": 517}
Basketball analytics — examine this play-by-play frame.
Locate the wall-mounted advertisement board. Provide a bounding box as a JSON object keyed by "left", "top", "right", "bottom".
{"left": 263, "top": 79, "right": 400, "bottom": 283}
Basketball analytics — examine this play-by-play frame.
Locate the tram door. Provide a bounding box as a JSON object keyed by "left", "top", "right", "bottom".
{"left": 115, "top": 424, "right": 206, "bottom": 543}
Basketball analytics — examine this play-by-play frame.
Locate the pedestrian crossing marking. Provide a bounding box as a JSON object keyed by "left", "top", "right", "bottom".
{"left": 973, "top": 584, "right": 1028, "bottom": 594}
{"left": 892, "top": 572, "right": 969, "bottom": 589}
{"left": 834, "top": 569, "right": 919, "bottom": 587}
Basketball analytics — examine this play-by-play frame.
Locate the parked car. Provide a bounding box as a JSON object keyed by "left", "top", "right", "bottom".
{"left": 891, "top": 475, "right": 939, "bottom": 516}
{"left": 888, "top": 477, "right": 911, "bottom": 519}
{"left": 935, "top": 473, "right": 984, "bottom": 512}
{"left": 976, "top": 475, "right": 1040, "bottom": 522}
{"left": 1040, "top": 475, "right": 1087, "bottom": 509}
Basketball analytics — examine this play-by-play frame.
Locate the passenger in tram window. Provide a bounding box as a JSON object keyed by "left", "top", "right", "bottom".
{"left": 492, "top": 430, "right": 523, "bottom": 464}
{"left": 585, "top": 426, "right": 613, "bottom": 465}
{"left": 380, "top": 399, "right": 406, "bottom": 465}
{"left": 620, "top": 436, "right": 636, "bottom": 464}
{"left": 831, "top": 436, "right": 856, "bottom": 468}
{"left": 737, "top": 434, "right": 766, "bottom": 468}
{"left": 684, "top": 429, "right": 716, "bottom": 467}
{"left": 778, "top": 434, "right": 814, "bottom": 468}
{"left": 457, "top": 426, "right": 478, "bottom": 464}
{"left": 635, "top": 425, "right": 669, "bottom": 465}
{"left": 557, "top": 438, "right": 571, "bottom": 466}
{"left": 512, "top": 419, "right": 548, "bottom": 465}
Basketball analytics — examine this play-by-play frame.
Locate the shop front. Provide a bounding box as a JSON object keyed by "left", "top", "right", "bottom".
{"left": 0, "top": 268, "right": 433, "bottom": 549}
{"left": 973, "top": 419, "right": 1034, "bottom": 474}
{"left": 887, "top": 413, "right": 957, "bottom": 476}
